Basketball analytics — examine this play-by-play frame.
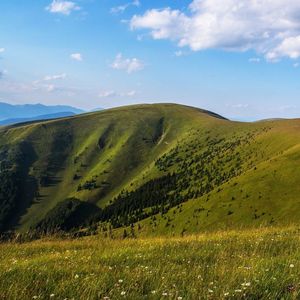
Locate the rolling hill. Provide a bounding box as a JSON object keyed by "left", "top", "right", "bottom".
{"left": 0, "top": 103, "right": 300, "bottom": 235}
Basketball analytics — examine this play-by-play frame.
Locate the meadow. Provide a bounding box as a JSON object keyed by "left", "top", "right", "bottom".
{"left": 0, "top": 226, "right": 299, "bottom": 299}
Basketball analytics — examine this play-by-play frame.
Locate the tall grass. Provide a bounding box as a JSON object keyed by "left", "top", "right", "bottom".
{"left": 0, "top": 226, "right": 299, "bottom": 299}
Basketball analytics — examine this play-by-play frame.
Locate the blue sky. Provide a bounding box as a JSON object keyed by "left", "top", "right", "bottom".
{"left": 1, "top": 0, "right": 300, "bottom": 120}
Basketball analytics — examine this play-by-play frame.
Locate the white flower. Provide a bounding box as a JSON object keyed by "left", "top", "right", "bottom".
{"left": 208, "top": 289, "right": 214, "bottom": 293}
{"left": 74, "top": 274, "right": 79, "bottom": 279}
{"left": 121, "top": 291, "right": 126, "bottom": 296}
{"left": 50, "top": 295, "right": 55, "bottom": 298}
{"left": 178, "top": 297, "right": 183, "bottom": 300}
{"left": 241, "top": 282, "right": 251, "bottom": 287}
{"left": 118, "top": 279, "right": 124, "bottom": 283}
{"left": 290, "top": 264, "right": 295, "bottom": 268}
{"left": 162, "top": 292, "right": 168, "bottom": 296}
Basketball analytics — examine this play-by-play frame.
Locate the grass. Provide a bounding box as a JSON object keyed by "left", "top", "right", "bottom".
{"left": 0, "top": 226, "right": 299, "bottom": 299}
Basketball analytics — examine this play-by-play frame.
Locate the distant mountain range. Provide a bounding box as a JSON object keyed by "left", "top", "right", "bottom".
{"left": 0, "top": 102, "right": 84, "bottom": 124}
{"left": 0, "top": 112, "right": 77, "bottom": 126}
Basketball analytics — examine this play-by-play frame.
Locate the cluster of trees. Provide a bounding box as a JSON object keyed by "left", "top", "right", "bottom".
{"left": 94, "top": 174, "right": 178, "bottom": 227}
{"left": 47, "top": 130, "right": 73, "bottom": 173}
{"left": 0, "top": 142, "right": 35, "bottom": 232}
{"left": 91, "top": 129, "right": 266, "bottom": 229}
{"left": 77, "top": 179, "right": 99, "bottom": 191}
{"left": 0, "top": 170, "right": 19, "bottom": 231}
{"left": 35, "top": 198, "right": 101, "bottom": 233}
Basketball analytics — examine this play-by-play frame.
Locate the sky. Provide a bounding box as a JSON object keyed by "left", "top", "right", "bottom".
{"left": 1, "top": 0, "right": 300, "bottom": 120}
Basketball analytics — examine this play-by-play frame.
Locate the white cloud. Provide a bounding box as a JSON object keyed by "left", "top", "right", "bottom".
{"left": 0, "top": 48, "right": 5, "bottom": 53}
{"left": 266, "top": 36, "right": 300, "bottom": 61}
{"left": 98, "top": 90, "right": 116, "bottom": 98}
{"left": 31, "top": 73, "right": 66, "bottom": 93}
{"left": 0, "top": 69, "right": 7, "bottom": 79}
{"left": 70, "top": 53, "right": 83, "bottom": 61}
{"left": 174, "top": 50, "right": 189, "bottom": 57}
{"left": 45, "top": 84, "right": 55, "bottom": 92}
{"left": 130, "top": 0, "right": 300, "bottom": 61}
{"left": 228, "top": 103, "right": 250, "bottom": 109}
{"left": 175, "top": 50, "right": 184, "bottom": 57}
{"left": 46, "top": 0, "right": 80, "bottom": 15}
{"left": 43, "top": 73, "right": 67, "bottom": 81}
{"left": 111, "top": 0, "right": 140, "bottom": 14}
{"left": 125, "top": 90, "right": 137, "bottom": 97}
{"left": 98, "top": 90, "right": 137, "bottom": 98}
{"left": 111, "top": 53, "right": 144, "bottom": 73}
{"left": 249, "top": 57, "right": 260, "bottom": 63}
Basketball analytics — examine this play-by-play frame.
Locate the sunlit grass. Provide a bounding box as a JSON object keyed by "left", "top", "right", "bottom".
{"left": 0, "top": 226, "right": 299, "bottom": 299}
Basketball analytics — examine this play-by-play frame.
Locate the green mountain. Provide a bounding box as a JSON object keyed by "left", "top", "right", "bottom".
{"left": 1, "top": 103, "right": 300, "bottom": 234}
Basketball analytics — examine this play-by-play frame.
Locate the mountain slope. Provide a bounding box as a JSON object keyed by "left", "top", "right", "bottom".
{"left": 0, "top": 103, "right": 300, "bottom": 234}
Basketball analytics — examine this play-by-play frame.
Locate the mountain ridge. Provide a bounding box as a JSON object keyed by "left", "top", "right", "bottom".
{"left": 0, "top": 103, "right": 300, "bottom": 235}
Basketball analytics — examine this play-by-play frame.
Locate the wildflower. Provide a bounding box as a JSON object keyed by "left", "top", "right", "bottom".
{"left": 178, "top": 297, "right": 183, "bottom": 300}
{"left": 74, "top": 274, "right": 79, "bottom": 279}
{"left": 235, "top": 289, "right": 242, "bottom": 293}
{"left": 121, "top": 291, "right": 126, "bottom": 296}
{"left": 32, "top": 297, "right": 38, "bottom": 299}
{"left": 162, "top": 292, "right": 168, "bottom": 296}
{"left": 290, "top": 264, "right": 295, "bottom": 268}
{"left": 208, "top": 289, "right": 214, "bottom": 293}
{"left": 118, "top": 279, "right": 123, "bottom": 283}
{"left": 241, "top": 282, "right": 251, "bottom": 287}
{"left": 50, "top": 294, "right": 55, "bottom": 298}
{"left": 224, "top": 292, "right": 229, "bottom": 296}
{"left": 151, "top": 290, "right": 156, "bottom": 294}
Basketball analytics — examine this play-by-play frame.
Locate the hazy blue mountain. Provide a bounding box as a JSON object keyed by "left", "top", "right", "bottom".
{"left": 0, "top": 102, "right": 84, "bottom": 121}
{"left": 0, "top": 112, "right": 76, "bottom": 126}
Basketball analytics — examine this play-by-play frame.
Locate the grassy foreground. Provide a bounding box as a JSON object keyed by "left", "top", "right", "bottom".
{"left": 0, "top": 227, "right": 299, "bottom": 299}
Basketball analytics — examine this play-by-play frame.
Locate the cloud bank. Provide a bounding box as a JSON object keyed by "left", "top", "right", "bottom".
{"left": 130, "top": 0, "right": 300, "bottom": 61}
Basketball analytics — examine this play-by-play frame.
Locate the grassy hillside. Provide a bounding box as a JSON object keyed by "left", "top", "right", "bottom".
{"left": 0, "top": 226, "right": 299, "bottom": 299}
{"left": 1, "top": 103, "right": 300, "bottom": 233}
